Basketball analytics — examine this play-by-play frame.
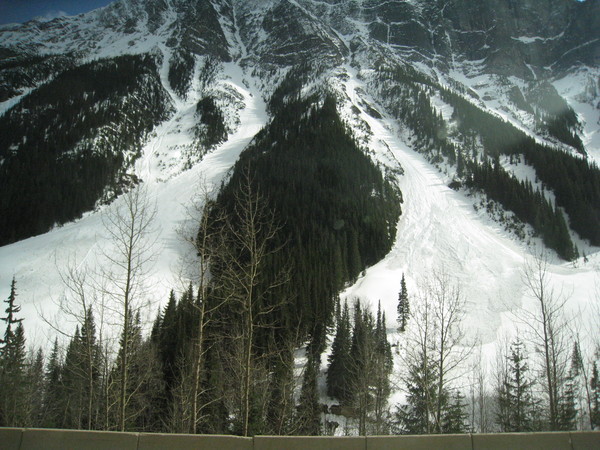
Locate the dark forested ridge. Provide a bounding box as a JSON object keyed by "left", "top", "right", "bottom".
{"left": 0, "top": 54, "right": 173, "bottom": 245}
{"left": 209, "top": 94, "right": 402, "bottom": 354}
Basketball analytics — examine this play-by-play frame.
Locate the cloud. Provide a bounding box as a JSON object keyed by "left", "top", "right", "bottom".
{"left": 34, "top": 10, "right": 69, "bottom": 22}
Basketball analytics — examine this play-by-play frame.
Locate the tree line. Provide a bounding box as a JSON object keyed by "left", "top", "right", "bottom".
{"left": 3, "top": 254, "right": 599, "bottom": 435}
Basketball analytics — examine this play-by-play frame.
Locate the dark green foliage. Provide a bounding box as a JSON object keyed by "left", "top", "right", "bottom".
{"left": 24, "top": 348, "right": 46, "bottom": 427}
{"left": 0, "top": 279, "right": 27, "bottom": 427}
{"left": 168, "top": 49, "right": 195, "bottom": 98}
{"left": 0, "top": 52, "right": 77, "bottom": 102}
{"left": 442, "top": 390, "right": 468, "bottom": 433}
{"left": 466, "top": 160, "right": 576, "bottom": 260}
{"left": 210, "top": 94, "right": 402, "bottom": 346}
{"left": 396, "top": 351, "right": 438, "bottom": 434}
{"left": 345, "top": 301, "right": 393, "bottom": 434}
{"left": 397, "top": 274, "right": 409, "bottom": 333}
{"left": 439, "top": 86, "right": 600, "bottom": 247}
{"left": 154, "top": 288, "right": 198, "bottom": 400}
{"left": 496, "top": 339, "right": 537, "bottom": 432}
{"left": 557, "top": 342, "right": 583, "bottom": 431}
{"left": 373, "top": 62, "right": 600, "bottom": 252}
{"left": 60, "top": 308, "right": 102, "bottom": 430}
{"left": 195, "top": 96, "right": 227, "bottom": 149}
{"left": 327, "top": 302, "right": 352, "bottom": 402}
{"left": 0, "top": 53, "right": 172, "bottom": 245}
{"left": 0, "top": 278, "right": 22, "bottom": 349}
{"left": 266, "top": 338, "right": 296, "bottom": 435}
{"left": 528, "top": 82, "right": 584, "bottom": 153}
{"left": 557, "top": 374, "right": 577, "bottom": 431}
{"left": 111, "top": 310, "right": 164, "bottom": 431}
{"left": 297, "top": 352, "right": 322, "bottom": 435}
{"left": 43, "top": 339, "right": 64, "bottom": 428}
{"left": 591, "top": 362, "right": 600, "bottom": 430}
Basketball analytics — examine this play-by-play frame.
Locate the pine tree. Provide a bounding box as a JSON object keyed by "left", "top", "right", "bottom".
{"left": 397, "top": 274, "right": 409, "bottom": 333}
{"left": 326, "top": 302, "right": 352, "bottom": 402}
{"left": 496, "top": 339, "right": 537, "bottom": 432}
{"left": 0, "top": 322, "right": 27, "bottom": 426}
{"left": 0, "top": 278, "right": 22, "bottom": 351}
{"left": 297, "top": 351, "right": 321, "bottom": 435}
{"left": 372, "top": 305, "right": 393, "bottom": 434}
{"left": 396, "top": 352, "right": 438, "bottom": 434}
{"left": 0, "top": 278, "right": 27, "bottom": 426}
{"left": 557, "top": 343, "right": 582, "bottom": 430}
{"left": 43, "top": 338, "right": 64, "bottom": 428}
{"left": 591, "top": 362, "right": 600, "bottom": 430}
{"left": 442, "top": 390, "right": 467, "bottom": 433}
{"left": 24, "top": 348, "right": 45, "bottom": 426}
{"left": 157, "top": 291, "right": 178, "bottom": 395}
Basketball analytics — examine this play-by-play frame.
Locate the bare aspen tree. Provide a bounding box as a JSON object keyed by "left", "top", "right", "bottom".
{"left": 101, "top": 185, "right": 157, "bottom": 432}
{"left": 180, "top": 184, "right": 230, "bottom": 434}
{"left": 520, "top": 252, "right": 571, "bottom": 430}
{"left": 217, "top": 169, "right": 287, "bottom": 437}
{"left": 400, "top": 270, "right": 470, "bottom": 434}
{"left": 470, "top": 343, "right": 492, "bottom": 432}
{"left": 39, "top": 261, "right": 107, "bottom": 430}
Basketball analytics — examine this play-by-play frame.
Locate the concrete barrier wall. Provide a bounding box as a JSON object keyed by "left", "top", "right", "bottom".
{"left": 1, "top": 428, "right": 598, "bottom": 449}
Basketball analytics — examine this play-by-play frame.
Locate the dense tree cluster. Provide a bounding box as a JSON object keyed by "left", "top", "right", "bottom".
{"left": 0, "top": 53, "right": 173, "bottom": 246}
{"left": 466, "top": 160, "right": 576, "bottom": 260}
{"left": 2, "top": 254, "right": 600, "bottom": 436}
{"left": 440, "top": 86, "right": 600, "bottom": 247}
{"left": 0, "top": 51, "right": 77, "bottom": 102}
{"left": 168, "top": 49, "right": 195, "bottom": 98}
{"left": 194, "top": 96, "right": 227, "bottom": 150}
{"left": 327, "top": 301, "right": 393, "bottom": 434}
{"left": 209, "top": 94, "right": 402, "bottom": 353}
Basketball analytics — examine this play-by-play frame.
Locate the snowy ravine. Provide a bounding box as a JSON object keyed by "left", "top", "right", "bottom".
{"left": 329, "top": 67, "right": 600, "bottom": 378}
{"left": 0, "top": 61, "right": 268, "bottom": 345}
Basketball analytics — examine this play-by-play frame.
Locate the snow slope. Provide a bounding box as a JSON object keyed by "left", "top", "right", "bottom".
{"left": 338, "top": 66, "right": 599, "bottom": 350}
{"left": 0, "top": 61, "right": 267, "bottom": 346}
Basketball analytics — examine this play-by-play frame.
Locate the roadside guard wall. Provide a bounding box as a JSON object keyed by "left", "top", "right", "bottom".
{"left": 1, "top": 428, "right": 599, "bottom": 449}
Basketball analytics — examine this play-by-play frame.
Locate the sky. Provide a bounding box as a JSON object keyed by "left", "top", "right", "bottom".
{"left": 0, "top": 0, "right": 590, "bottom": 25}
{"left": 0, "top": 0, "right": 114, "bottom": 25}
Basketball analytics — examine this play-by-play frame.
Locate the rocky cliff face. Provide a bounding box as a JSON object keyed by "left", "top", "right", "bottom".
{"left": 0, "top": 0, "right": 597, "bottom": 245}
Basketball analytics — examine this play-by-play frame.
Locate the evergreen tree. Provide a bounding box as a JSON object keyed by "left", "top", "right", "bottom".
{"left": 297, "top": 351, "right": 321, "bottom": 435}
{"left": 442, "top": 390, "right": 468, "bottom": 433}
{"left": 24, "top": 348, "right": 45, "bottom": 427}
{"left": 396, "top": 351, "right": 438, "bottom": 434}
{"left": 326, "top": 302, "right": 352, "bottom": 402}
{"left": 43, "top": 338, "right": 64, "bottom": 428}
{"left": 0, "top": 279, "right": 27, "bottom": 426}
{"left": 60, "top": 308, "right": 101, "bottom": 430}
{"left": 372, "top": 306, "right": 393, "bottom": 434}
{"left": 397, "top": 274, "right": 409, "bottom": 333}
{"left": 0, "top": 322, "right": 27, "bottom": 426}
{"left": 496, "top": 339, "right": 537, "bottom": 432}
{"left": 0, "top": 278, "right": 22, "bottom": 350}
{"left": 557, "top": 343, "right": 582, "bottom": 430}
{"left": 591, "top": 362, "right": 600, "bottom": 430}
{"left": 157, "top": 291, "right": 179, "bottom": 396}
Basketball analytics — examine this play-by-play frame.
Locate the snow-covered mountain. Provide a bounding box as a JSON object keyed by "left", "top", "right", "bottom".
{"left": 0, "top": 0, "right": 599, "bottom": 359}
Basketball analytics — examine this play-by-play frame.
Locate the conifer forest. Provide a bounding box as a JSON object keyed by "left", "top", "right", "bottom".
{"left": 1, "top": 0, "right": 600, "bottom": 439}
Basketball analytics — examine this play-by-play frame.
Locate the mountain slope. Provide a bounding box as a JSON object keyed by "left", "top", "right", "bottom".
{"left": 0, "top": 0, "right": 598, "bottom": 355}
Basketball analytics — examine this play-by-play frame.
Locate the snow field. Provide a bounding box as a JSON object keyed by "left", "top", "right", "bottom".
{"left": 0, "top": 59, "right": 268, "bottom": 349}
{"left": 323, "top": 67, "right": 600, "bottom": 400}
